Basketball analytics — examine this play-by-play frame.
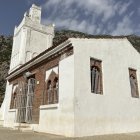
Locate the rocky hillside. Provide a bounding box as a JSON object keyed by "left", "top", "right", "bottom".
{"left": 55, "top": 30, "right": 140, "bottom": 51}
{"left": 0, "top": 36, "right": 12, "bottom": 106}
{"left": 0, "top": 30, "right": 140, "bottom": 106}
{"left": 127, "top": 35, "right": 140, "bottom": 53}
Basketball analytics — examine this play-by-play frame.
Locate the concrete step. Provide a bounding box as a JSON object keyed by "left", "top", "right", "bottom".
{"left": 13, "top": 123, "right": 33, "bottom": 132}
{"left": 20, "top": 127, "right": 32, "bottom": 132}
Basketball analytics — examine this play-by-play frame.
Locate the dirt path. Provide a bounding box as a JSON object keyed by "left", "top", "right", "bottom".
{"left": 0, "top": 126, "right": 140, "bottom": 140}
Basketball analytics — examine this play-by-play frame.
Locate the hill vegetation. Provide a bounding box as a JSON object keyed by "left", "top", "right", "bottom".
{"left": 0, "top": 36, "right": 12, "bottom": 105}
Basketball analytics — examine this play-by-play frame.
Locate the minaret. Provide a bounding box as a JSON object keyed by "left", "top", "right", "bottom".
{"left": 29, "top": 4, "right": 41, "bottom": 23}
{"left": 9, "top": 4, "right": 55, "bottom": 73}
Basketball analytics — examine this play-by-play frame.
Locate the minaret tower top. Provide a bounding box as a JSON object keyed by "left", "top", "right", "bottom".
{"left": 29, "top": 4, "right": 41, "bottom": 23}
{"left": 9, "top": 4, "right": 54, "bottom": 73}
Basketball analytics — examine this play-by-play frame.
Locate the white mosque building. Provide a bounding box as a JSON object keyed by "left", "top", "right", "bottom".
{"left": 0, "top": 4, "right": 140, "bottom": 137}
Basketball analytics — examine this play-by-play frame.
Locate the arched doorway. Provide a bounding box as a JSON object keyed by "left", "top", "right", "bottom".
{"left": 16, "top": 78, "right": 36, "bottom": 123}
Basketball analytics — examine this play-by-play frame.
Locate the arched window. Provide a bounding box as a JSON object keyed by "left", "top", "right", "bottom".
{"left": 91, "top": 66, "right": 100, "bottom": 93}
{"left": 90, "top": 58, "right": 103, "bottom": 94}
{"left": 47, "top": 80, "right": 52, "bottom": 104}
{"left": 10, "top": 85, "right": 18, "bottom": 109}
{"left": 26, "top": 51, "right": 32, "bottom": 62}
{"left": 45, "top": 70, "right": 59, "bottom": 105}
{"left": 53, "top": 77, "right": 59, "bottom": 103}
{"left": 13, "top": 91, "right": 17, "bottom": 109}
{"left": 129, "top": 68, "right": 139, "bottom": 98}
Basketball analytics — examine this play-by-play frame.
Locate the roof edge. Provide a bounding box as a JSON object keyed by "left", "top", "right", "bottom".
{"left": 7, "top": 39, "right": 71, "bottom": 81}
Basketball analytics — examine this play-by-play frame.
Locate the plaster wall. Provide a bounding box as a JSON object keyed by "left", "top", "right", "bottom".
{"left": 0, "top": 81, "right": 13, "bottom": 126}
{"left": 27, "top": 29, "right": 51, "bottom": 59}
{"left": 10, "top": 23, "right": 54, "bottom": 72}
{"left": 4, "top": 110, "right": 16, "bottom": 128}
{"left": 12, "top": 31, "right": 21, "bottom": 55}
{"left": 38, "top": 55, "right": 75, "bottom": 137}
{"left": 10, "top": 31, "right": 21, "bottom": 70}
{"left": 71, "top": 38, "right": 140, "bottom": 137}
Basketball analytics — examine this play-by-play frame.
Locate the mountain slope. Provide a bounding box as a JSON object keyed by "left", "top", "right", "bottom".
{"left": 0, "top": 36, "right": 12, "bottom": 105}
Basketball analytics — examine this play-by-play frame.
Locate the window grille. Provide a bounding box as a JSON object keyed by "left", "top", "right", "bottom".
{"left": 16, "top": 78, "right": 36, "bottom": 123}
{"left": 46, "top": 71, "right": 59, "bottom": 104}
{"left": 129, "top": 68, "right": 139, "bottom": 98}
{"left": 53, "top": 78, "right": 58, "bottom": 104}
{"left": 90, "top": 58, "right": 103, "bottom": 94}
{"left": 10, "top": 84, "right": 18, "bottom": 109}
{"left": 47, "top": 80, "right": 53, "bottom": 104}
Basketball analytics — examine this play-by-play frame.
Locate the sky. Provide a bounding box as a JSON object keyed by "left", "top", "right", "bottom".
{"left": 0, "top": 0, "right": 140, "bottom": 36}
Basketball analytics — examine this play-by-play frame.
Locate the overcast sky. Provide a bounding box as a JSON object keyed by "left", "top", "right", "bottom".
{"left": 0, "top": 0, "right": 140, "bottom": 36}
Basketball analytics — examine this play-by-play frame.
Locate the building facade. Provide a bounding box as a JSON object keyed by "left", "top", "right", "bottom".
{"left": 0, "top": 4, "right": 140, "bottom": 137}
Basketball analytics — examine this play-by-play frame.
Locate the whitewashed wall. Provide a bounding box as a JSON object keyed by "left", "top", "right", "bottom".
{"left": 71, "top": 38, "right": 140, "bottom": 137}
{"left": 38, "top": 55, "right": 75, "bottom": 137}
{"left": 10, "top": 31, "right": 21, "bottom": 70}
{"left": 0, "top": 81, "right": 13, "bottom": 126}
{"left": 4, "top": 110, "right": 16, "bottom": 128}
{"left": 27, "top": 29, "right": 51, "bottom": 59}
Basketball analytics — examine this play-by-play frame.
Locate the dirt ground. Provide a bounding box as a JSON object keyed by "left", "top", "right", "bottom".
{"left": 1, "top": 126, "right": 140, "bottom": 140}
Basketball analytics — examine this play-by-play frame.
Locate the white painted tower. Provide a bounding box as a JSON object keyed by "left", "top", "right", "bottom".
{"left": 10, "top": 4, "right": 54, "bottom": 72}
{"left": 0, "top": 4, "right": 54, "bottom": 125}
